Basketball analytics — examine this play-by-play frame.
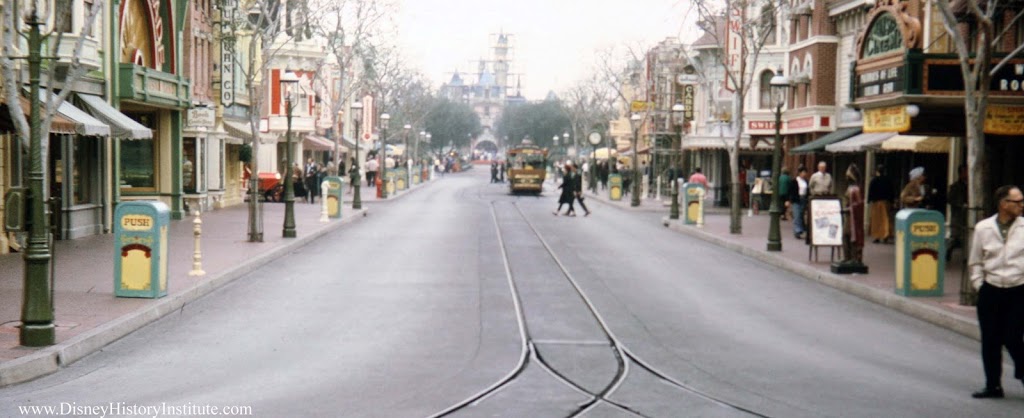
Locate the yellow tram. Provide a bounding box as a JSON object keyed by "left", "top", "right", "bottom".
{"left": 506, "top": 143, "right": 548, "bottom": 194}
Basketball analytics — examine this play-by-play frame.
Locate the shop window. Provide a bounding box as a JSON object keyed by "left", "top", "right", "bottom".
{"left": 184, "top": 137, "right": 197, "bottom": 193}
{"left": 120, "top": 114, "right": 157, "bottom": 190}
{"left": 72, "top": 137, "right": 96, "bottom": 204}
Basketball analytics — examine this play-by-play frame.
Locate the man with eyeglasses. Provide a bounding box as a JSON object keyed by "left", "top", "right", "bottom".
{"left": 970, "top": 185, "right": 1024, "bottom": 399}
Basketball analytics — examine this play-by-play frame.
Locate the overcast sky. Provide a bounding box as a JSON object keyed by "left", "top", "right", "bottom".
{"left": 394, "top": 0, "right": 694, "bottom": 100}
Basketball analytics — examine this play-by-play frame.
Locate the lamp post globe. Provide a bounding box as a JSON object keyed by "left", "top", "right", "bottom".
{"left": 280, "top": 69, "right": 300, "bottom": 238}
{"left": 767, "top": 69, "right": 789, "bottom": 252}
{"left": 630, "top": 113, "right": 643, "bottom": 207}
{"left": 350, "top": 101, "right": 363, "bottom": 209}
{"left": 670, "top": 103, "right": 685, "bottom": 220}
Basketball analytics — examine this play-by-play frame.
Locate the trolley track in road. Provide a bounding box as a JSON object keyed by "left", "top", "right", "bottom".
{"left": 430, "top": 198, "right": 769, "bottom": 417}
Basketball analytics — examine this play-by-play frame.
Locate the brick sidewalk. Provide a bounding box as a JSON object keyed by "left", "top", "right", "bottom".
{"left": 583, "top": 183, "right": 980, "bottom": 339}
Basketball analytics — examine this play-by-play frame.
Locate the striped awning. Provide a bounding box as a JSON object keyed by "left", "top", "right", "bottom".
{"left": 36, "top": 90, "right": 109, "bottom": 137}
{"left": 78, "top": 94, "right": 152, "bottom": 139}
{"left": 824, "top": 132, "right": 896, "bottom": 153}
{"left": 790, "top": 127, "right": 861, "bottom": 153}
{"left": 880, "top": 136, "right": 951, "bottom": 153}
{"left": 303, "top": 135, "right": 338, "bottom": 152}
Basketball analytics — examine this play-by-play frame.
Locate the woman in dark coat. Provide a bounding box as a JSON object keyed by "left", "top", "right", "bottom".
{"left": 554, "top": 163, "right": 576, "bottom": 216}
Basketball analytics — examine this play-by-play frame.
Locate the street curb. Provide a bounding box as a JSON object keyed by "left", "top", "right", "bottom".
{"left": 659, "top": 216, "right": 980, "bottom": 341}
{"left": 0, "top": 206, "right": 369, "bottom": 388}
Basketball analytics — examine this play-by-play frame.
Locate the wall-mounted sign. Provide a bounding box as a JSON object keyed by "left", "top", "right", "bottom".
{"left": 220, "top": 0, "right": 236, "bottom": 106}
{"left": 863, "top": 13, "right": 902, "bottom": 58}
{"left": 984, "top": 105, "right": 1024, "bottom": 135}
{"left": 924, "top": 59, "right": 1024, "bottom": 96}
{"left": 787, "top": 116, "right": 814, "bottom": 130}
{"left": 630, "top": 101, "right": 654, "bottom": 112}
{"left": 682, "top": 85, "right": 695, "bottom": 121}
{"left": 863, "top": 105, "right": 910, "bottom": 133}
{"left": 748, "top": 120, "right": 777, "bottom": 131}
{"left": 855, "top": 65, "right": 904, "bottom": 99}
{"left": 724, "top": 4, "right": 744, "bottom": 92}
{"left": 187, "top": 108, "right": 215, "bottom": 128}
{"left": 362, "top": 95, "right": 374, "bottom": 137}
{"left": 677, "top": 74, "right": 700, "bottom": 84}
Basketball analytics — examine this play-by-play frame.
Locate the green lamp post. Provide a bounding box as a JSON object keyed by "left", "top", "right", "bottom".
{"left": 767, "top": 68, "right": 789, "bottom": 252}
{"left": 630, "top": 113, "right": 643, "bottom": 207}
{"left": 380, "top": 112, "right": 390, "bottom": 198}
{"left": 670, "top": 103, "right": 685, "bottom": 220}
{"left": 19, "top": 0, "right": 55, "bottom": 346}
{"left": 280, "top": 69, "right": 299, "bottom": 238}
{"left": 350, "top": 101, "right": 363, "bottom": 209}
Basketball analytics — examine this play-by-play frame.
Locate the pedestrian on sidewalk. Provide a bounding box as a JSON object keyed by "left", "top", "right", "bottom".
{"left": 969, "top": 185, "right": 1024, "bottom": 399}
{"left": 868, "top": 165, "right": 895, "bottom": 243}
{"left": 366, "top": 157, "right": 379, "bottom": 187}
{"left": 809, "top": 161, "right": 833, "bottom": 196}
{"left": 900, "top": 167, "right": 927, "bottom": 209}
{"left": 554, "top": 162, "right": 576, "bottom": 216}
{"left": 779, "top": 167, "right": 792, "bottom": 220}
{"left": 688, "top": 167, "right": 709, "bottom": 188}
{"left": 305, "top": 158, "right": 319, "bottom": 204}
{"left": 947, "top": 165, "right": 968, "bottom": 260}
{"left": 793, "top": 166, "right": 809, "bottom": 239}
{"left": 573, "top": 163, "right": 591, "bottom": 216}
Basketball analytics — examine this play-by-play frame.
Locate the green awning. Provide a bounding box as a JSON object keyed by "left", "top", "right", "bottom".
{"left": 790, "top": 127, "right": 861, "bottom": 154}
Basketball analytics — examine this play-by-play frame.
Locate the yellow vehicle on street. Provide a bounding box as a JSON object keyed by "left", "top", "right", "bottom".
{"left": 506, "top": 142, "right": 548, "bottom": 194}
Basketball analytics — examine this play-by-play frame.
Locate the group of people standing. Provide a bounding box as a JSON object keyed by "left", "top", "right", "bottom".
{"left": 780, "top": 160, "right": 1024, "bottom": 398}
{"left": 290, "top": 158, "right": 328, "bottom": 204}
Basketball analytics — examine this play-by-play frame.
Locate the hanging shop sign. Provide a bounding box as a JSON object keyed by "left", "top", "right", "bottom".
{"left": 187, "top": 108, "right": 215, "bottom": 128}
{"left": 863, "top": 106, "right": 910, "bottom": 133}
{"left": 984, "top": 105, "right": 1024, "bottom": 135}
{"left": 630, "top": 101, "right": 654, "bottom": 112}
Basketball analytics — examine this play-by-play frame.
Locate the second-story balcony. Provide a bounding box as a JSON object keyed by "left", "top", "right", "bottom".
{"left": 55, "top": 34, "right": 101, "bottom": 71}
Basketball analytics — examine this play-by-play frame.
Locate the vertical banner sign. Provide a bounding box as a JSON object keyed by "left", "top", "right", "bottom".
{"left": 220, "top": 0, "right": 236, "bottom": 107}
{"left": 683, "top": 85, "right": 695, "bottom": 121}
{"left": 725, "top": 5, "right": 744, "bottom": 92}
{"left": 361, "top": 95, "right": 374, "bottom": 141}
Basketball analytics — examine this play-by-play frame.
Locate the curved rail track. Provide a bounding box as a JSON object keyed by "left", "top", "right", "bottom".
{"left": 430, "top": 198, "right": 769, "bottom": 417}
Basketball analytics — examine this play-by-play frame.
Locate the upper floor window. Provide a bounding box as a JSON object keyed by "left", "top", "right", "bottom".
{"left": 759, "top": 70, "right": 774, "bottom": 109}
{"left": 760, "top": 5, "right": 777, "bottom": 45}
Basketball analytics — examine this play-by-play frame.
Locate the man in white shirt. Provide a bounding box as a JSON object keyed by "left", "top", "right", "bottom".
{"left": 365, "top": 157, "right": 379, "bottom": 187}
{"left": 808, "top": 161, "right": 832, "bottom": 196}
{"left": 969, "top": 185, "right": 1024, "bottom": 398}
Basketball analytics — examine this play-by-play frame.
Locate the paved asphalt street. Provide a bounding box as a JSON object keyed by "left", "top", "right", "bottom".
{"left": 0, "top": 168, "right": 1021, "bottom": 417}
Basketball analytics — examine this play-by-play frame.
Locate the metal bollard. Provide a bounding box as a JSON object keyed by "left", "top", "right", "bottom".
{"left": 697, "top": 187, "right": 705, "bottom": 228}
{"left": 188, "top": 210, "right": 206, "bottom": 276}
{"left": 320, "top": 180, "right": 329, "bottom": 223}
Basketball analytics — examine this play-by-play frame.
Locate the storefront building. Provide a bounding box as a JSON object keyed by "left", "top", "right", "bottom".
{"left": 844, "top": 0, "right": 1024, "bottom": 210}
{"left": 113, "top": 0, "right": 191, "bottom": 220}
